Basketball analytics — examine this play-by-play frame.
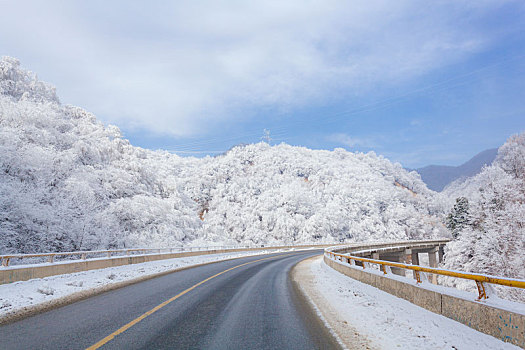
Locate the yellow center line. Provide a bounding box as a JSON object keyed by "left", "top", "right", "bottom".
{"left": 86, "top": 253, "right": 291, "bottom": 350}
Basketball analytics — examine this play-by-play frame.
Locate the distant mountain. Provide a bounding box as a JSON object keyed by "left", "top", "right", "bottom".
{"left": 416, "top": 148, "right": 498, "bottom": 192}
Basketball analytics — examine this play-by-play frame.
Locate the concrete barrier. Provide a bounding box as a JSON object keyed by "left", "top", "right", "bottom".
{"left": 0, "top": 244, "right": 337, "bottom": 285}
{"left": 324, "top": 255, "right": 525, "bottom": 348}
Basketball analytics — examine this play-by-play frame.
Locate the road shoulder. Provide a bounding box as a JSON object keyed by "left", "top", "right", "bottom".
{"left": 291, "top": 255, "right": 376, "bottom": 350}
{"left": 294, "top": 255, "right": 520, "bottom": 350}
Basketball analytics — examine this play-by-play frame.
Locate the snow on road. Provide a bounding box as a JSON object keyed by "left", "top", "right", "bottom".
{"left": 0, "top": 249, "right": 285, "bottom": 320}
{"left": 306, "top": 256, "right": 520, "bottom": 350}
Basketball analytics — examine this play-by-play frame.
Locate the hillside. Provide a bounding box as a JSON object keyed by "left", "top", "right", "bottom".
{"left": 185, "top": 143, "right": 446, "bottom": 246}
{"left": 441, "top": 133, "right": 525, "bottom": 302}
{"left": 416, "top": 148, "right": 498, "bottom": 192}
{"left": 0, "top": 57, "right": 447, "bottom": 254}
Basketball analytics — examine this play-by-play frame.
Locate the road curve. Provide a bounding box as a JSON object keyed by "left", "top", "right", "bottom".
{"left": 0, "top": 250, "right": 340, "bottom": 349}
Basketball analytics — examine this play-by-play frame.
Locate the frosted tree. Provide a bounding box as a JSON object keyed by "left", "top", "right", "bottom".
{"left": 497, "top": 133, "right": 525, "bottom": 179}
{"left": 443, "top": 133, "right": 525, "bottom": 302}
{"left": 446, "top": 197, "right": 470, "bottom": 238}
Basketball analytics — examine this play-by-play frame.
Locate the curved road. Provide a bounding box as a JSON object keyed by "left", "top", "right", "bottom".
{"left": 0, "top": 251, "right": 340, "bottom": 349}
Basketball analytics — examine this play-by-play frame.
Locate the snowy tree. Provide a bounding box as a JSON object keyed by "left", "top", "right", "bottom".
{"left": 446, "top": 197, "right": 470, "bottom": 238}
{"left": 497, "top": 133, "right": 525, "bottom": 179}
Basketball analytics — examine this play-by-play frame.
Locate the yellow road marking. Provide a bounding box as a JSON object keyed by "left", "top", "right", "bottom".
{"left": 86, "top": 253, "right": 289, "bottom": 349}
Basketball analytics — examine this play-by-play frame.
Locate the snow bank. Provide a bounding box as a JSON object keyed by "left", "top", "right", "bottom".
{"left": 306, "top": 257, "right": 520, "bottom": 349}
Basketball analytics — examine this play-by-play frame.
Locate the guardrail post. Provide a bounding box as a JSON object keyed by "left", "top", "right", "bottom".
{"left": 476, "top": 281, "right": 487, "bottom": 300}
{"left": 107, "top": 252, "right": 111, "bottom": 258}
{"left": 47, "top": 255, "right": 54, "bottom": 263}
{"left": 81, "top": 253, "right": 87, "bottom": 260}
{"left": 414, "top": 270, "right": 422, "bottom": 283}
{"left": 1, "top": 258, "right": 9, "bottom": 267}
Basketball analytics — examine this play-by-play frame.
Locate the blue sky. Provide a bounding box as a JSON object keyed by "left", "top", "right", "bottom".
{"left": 1, "top": 1, "right": 524, "bottom": 168}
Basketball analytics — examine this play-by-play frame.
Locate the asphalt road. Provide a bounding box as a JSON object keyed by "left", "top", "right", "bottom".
{"left": 0, "top": 250, "right": 340, "bottom": 349}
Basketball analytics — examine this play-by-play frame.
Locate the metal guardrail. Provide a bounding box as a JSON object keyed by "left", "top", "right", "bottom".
{"left": 0, "top": 242, "right": 335, "bottom": 267}
{"left": 0, "top": 245, "right": 247, "bottom": 267}
{"left": 325, "top": 241, "right": 525, "bottom": 300}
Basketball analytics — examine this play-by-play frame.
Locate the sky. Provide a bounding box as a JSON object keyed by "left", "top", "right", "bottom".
{"left": 1, "top": 0, "right": 525, "bottom": 168}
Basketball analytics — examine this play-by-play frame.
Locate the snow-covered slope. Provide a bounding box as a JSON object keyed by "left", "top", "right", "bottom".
{"left": 0, "top": 57, "right": 201, "bottom": 253}
{"left": 188, "top": 143, "right": 445, "bottom": 246}
{"left": 442, "top": 133, "right": 525, "bottom": 302}
{"left": 0, "top": 57, "right": 447, "bottom": 254}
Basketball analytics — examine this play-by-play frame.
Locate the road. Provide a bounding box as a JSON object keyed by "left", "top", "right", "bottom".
{"left": 0, "top": 250, "right": 340, "bottom": 349}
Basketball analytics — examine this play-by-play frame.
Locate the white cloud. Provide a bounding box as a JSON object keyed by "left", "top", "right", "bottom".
{"left": 0, "top": 0, "right": 511, "bottom": 136}
{"left": 410, "top": 119, "right": 423, "bottom": 127}
{"left": 328, "top": 133, "right": 375, "bottom": 149}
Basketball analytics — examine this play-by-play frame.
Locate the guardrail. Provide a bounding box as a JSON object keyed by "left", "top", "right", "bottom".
{"left": 324, "top": 240, "right": 525, "bottom": 348}
{"left": 0, "top": 241, "right": 337, "bottom": 268}
{"left": 325, "top": 242, "right": 525, "bottom": 300}
{"left": 0, "top": 242, "right": 343, "bottom": 286}
{"left": 0, "top": 245, "right": 251, "bottom": 267}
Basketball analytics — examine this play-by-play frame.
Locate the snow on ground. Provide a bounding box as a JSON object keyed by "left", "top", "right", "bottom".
{"left": 0, "top": 249, "right": 285, "bottom": 319}
{"left": 308, "top": 256, "right": 520, "bottom": 350}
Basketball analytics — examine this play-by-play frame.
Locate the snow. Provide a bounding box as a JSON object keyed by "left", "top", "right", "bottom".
{"left": 1, "top": 57, "right": 523, "bottom": 304}
{"left": 0, "top": 249, "right": 285, "bottom": 319}
{"left": 309, "top": 257, "right": 520, "bottom": 350}
{"left": 441, "top": 133, "right": 525, "bottom": 303}
{"left": 0, "top": 56, "right": 447, "bottom": 255}
{"left": 328, "top": 255, "right": 525, "bottom": 315}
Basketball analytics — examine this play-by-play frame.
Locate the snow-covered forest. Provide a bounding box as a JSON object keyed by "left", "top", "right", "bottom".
{"left": 0, "top": 57, "right": 446, "bottom": 254}
{"left": 442, "top": 133, "right": 525, "bottom": 302}
{"left": 1, "top": 57, "right": 523, "bottom": 301}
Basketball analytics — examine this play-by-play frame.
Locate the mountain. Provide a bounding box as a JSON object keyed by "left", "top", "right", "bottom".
{"left": 0, "top": 57, "right": 447, "bottom": 254}
{"left": 416, "top": 148, "right": 498, "bottom": 192}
